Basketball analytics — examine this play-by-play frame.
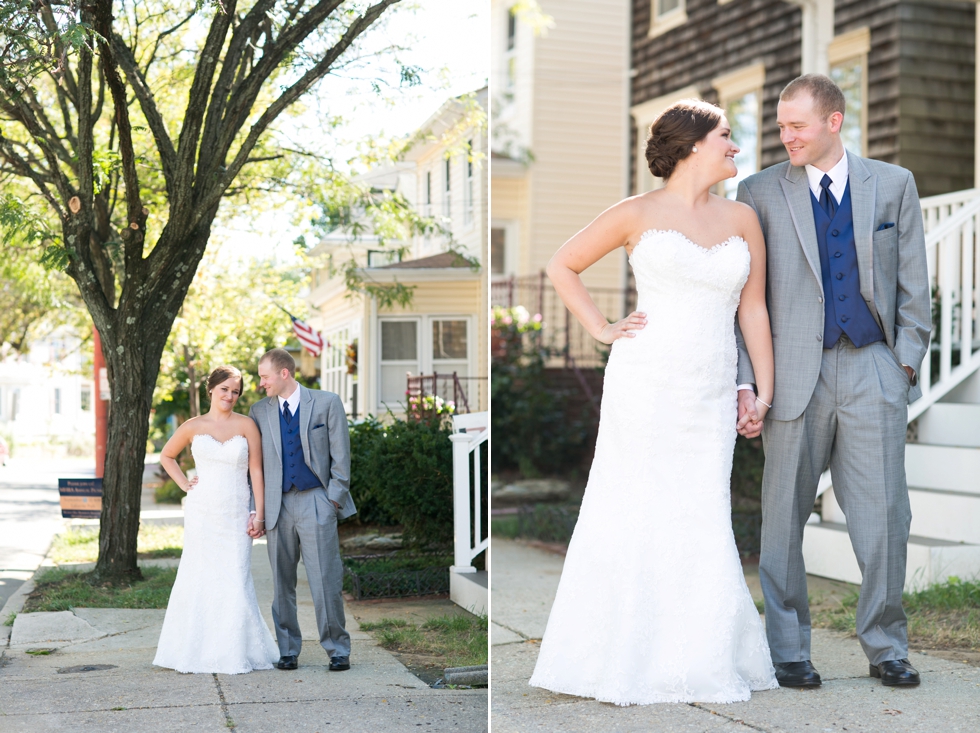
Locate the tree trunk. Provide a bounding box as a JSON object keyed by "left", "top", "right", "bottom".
{"left": 92, "top": 302, "right": 183, "bottom": 582}
{"left": 185, "top": 346, "right": 200, "bottom": 418}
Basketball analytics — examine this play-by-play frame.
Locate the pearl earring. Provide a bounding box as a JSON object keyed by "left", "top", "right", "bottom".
{"left": 692, "top": 146, "right": 698, "bottom": 153}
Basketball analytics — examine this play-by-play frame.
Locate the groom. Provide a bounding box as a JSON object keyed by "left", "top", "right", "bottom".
{"left": 248, "top": 347, "right": 356, "bottom": 671}
{"left": 735, "top": 75, "right": 931, "bottom": 688}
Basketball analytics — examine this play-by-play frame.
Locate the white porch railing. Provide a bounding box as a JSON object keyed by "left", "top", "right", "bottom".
{"left": 449, "top": 411, "right": 489, "bottom": 574}
{"left": 814, "top": 187, "right": 980, "bottom": 500}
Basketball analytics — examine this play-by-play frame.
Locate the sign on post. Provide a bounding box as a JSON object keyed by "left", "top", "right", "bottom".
{"left": 58, "top": 478, "right": 102, "bottom": 519}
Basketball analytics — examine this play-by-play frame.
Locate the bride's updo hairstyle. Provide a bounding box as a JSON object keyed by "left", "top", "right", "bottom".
{"left": 645, "top": 99, "right": 724, "bottom": 180}
{"left": 206, "top": 365, "right": 244, "bottom": 397}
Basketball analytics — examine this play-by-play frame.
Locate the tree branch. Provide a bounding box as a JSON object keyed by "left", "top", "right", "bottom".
{"left": 172, "top": 0, "right": 238, "bottom": 216}
{"left": 196, "top": 0, "right": 401, "bottom": 224}
{"left": 111, "top": 34, "right": 176, "bottom": 199}
{"left": 197, "top": 0, "right": 278, "bottom": 186}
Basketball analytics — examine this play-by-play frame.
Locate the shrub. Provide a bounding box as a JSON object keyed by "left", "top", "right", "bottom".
{"left": 357, "top": 415, "right": 455, "bottom": 549}
{"left": 348, "top": 417, "right": 396, "bottom": 526}
{"left": 491, "top": 306, "right": 588, "bottom": 477}
{"left": 155, "top": 480, "right": 185, "bottom": 505}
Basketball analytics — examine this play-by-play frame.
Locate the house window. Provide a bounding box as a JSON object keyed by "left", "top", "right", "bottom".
{"left": 712, "top": 63, "right": 765, "bottom": 199}
{"left": 379, "top": 319, "right": 419, "bottom": 406}
{"left": 830, "top": 59, "right": 865, "bottom": 156}
{"left": 425, "top": 170, "right": 432, "bottom": 215}
{"left": 506, "top": 8, "right": 517, "bottom": 89}
{"left": 648, "top": 0, "right": 686, "bottom": 38}
{"left": 464, "top": 141, "right": 475, "bottom": 225}
{"left": 80, "top": 385, "right": 92, "bottom": 412}
{"left": 828, "top": 27, "right": 870, "bottom": 157}
{"left": 723, "top": 90, "right": 760, "bottom": 199}
{"left": 432, "top": 318, "right": 471, "bottom": 405}
{"left": 443, "top": 158, "right": 452, "bottom": 218}
{"left": 54, "top": 388, "right": 61, "bottom": 415}
{"left": 491, "top": 227, "right": 506, "bottom": 274}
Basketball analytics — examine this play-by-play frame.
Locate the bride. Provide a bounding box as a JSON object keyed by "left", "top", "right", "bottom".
{"left": 153, "top": 365, "right": 279, "bottom": 674}
{"left": 528, "top": 99, "right": 779, "bottom": 704}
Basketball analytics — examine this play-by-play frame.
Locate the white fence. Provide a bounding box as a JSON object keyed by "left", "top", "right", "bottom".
{"left": 449, "top": 411, "right": 489, "bottom": 574}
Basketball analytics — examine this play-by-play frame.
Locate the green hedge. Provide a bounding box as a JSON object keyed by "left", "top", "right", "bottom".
{"left": 349, "top": 415, "right": 487, "bottom": 550}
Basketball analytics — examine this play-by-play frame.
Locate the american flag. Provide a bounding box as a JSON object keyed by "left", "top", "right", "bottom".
{"left": 291, "top": 316, "right": 325, "bottom": 357}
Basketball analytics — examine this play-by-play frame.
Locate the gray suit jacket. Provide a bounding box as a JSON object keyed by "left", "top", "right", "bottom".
{"left": 248, "top": 385, "right": 356, "bottom": 529}
{"left": 736, "top": 151, "right": 931, "bottom": 421}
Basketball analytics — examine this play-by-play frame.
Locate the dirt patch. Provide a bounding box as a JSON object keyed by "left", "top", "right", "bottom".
{"left": 350, "top": 595, "right": 482, "bottom": 686}
{"left": 915, "top": 649, "right": 980, "bottom": 667}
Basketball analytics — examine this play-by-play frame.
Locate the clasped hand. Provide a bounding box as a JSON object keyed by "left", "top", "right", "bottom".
{"left": 247, "top": 516, "right": 266, "bottom": 539}
{"left": 736, "top": 389, "right": 767, "bottom": 439}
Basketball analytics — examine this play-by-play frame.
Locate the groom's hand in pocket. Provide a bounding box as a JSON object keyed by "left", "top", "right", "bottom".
{"left": 736, "top": 389, "right": 763, "bottom": 439}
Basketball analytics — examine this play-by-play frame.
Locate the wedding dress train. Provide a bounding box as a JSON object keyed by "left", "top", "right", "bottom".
{"left": 153, "top": 434, "right": 279, "bottom": 674}
{"left": 529, "top": 229, "right": 779, "bottom": 705}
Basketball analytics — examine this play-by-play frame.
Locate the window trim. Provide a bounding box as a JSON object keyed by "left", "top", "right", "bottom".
{"left": 712, "top": 62, "right": 765, "bottom": 197}
{"left": 375, "top": 314, "right": 475, "bottom": 411}
{"left": 828, "top": 27, "right": 870, "bottom": 157}
{"left": 648, "top": 0, "right": 687, "bottom": 39}
{"left": 490, "top": 219, "right": 519, "bottom": 278}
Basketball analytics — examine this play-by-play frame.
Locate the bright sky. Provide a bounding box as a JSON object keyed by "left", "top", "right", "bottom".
{"left": 212, "top": 0, "right": 488, "bottom": 264}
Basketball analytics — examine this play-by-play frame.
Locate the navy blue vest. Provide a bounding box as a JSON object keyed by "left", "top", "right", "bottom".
{"left": 279, "top": 403, "right": 321, "bottom": 492}
{"left": 810, "top": 183, "right": 884, "bottom": 348}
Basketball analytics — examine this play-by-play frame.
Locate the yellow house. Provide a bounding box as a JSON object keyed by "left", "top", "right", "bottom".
{"left": 308, "top": 90, "right": 488, "bottom": 417}
{"left": 490, "top": 0, "right": 631, "bottom": 294}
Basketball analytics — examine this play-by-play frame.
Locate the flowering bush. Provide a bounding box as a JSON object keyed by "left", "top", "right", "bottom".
{"left": 407, "top": 393, "right": 456, "bottom": 418}
{"left": 491, "top": 305, "right": 543, "bottom": 362}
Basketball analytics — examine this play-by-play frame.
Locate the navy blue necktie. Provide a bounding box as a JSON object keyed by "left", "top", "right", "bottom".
{"left": 819, "top": 174, "right": 837, "bottom": 219}
{"left": 283, "top": 403, "right": 292, "bottom": 423}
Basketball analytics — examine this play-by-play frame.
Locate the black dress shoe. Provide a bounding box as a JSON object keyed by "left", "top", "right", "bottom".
{"left": 329, "top": 656, "right": 350, "bottom": 671}
{"left": 276, "top": 655, "right": 298, "bottom": 670}
{"left": 870, "top": 659, "right": 920, "bottom": 686}
{"left": 774, "top": 660, "right": 822, "bottom": 688}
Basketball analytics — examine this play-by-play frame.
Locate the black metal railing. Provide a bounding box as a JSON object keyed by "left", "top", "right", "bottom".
{"left": 405, "top": 372, "right": 487, "bottom": 419}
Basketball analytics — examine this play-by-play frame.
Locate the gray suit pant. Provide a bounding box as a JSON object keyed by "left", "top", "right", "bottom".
{"left": 760, "top": 336, "right": 911, "bottom": 666}
{"left": 267, "top": 487, "right": 350, "bottom": 658}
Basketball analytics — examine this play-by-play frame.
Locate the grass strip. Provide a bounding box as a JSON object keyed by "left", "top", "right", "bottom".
{"left": 48, "top": 524, "right": 183, "bottom": 564}
{"left": 814, "top": 576, "right": 980, "bottom": 651}
{"left": 360, "top": 613, "right": 488, "bottom": 668}
{"left": 22, "top": 566, "right": 177, "bottom": 612}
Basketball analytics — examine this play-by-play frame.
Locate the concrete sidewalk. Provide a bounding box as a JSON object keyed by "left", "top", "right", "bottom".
{"left": 0, "top": 542, "right": 487, "bottom": 732}
{"left": 491, "top": 538, "right": 980, "bottom": 733}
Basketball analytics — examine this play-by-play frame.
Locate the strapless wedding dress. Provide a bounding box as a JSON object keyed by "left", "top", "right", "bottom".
{"left": 153, "top": 434, "right": 279, "bottom": 674}
{"left": 529, "top": 229, "right": 779, "bottom": 704}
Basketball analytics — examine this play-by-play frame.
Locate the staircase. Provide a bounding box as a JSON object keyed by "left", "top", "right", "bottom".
{"left": 803, "top": 189, "right": 980, "bottom": 591}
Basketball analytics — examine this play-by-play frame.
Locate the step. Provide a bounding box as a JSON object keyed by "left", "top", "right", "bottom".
{"left": 940, "top": 366, "right": 980, "bottom": 404}
{"left": 803, "top": 521, "right": 980, "bottom": 592}
{"left": 909, "top": 487, "right": 980, "bottom": 544}
{"left": 823, "top": 485, "right": 980, "bottom": 545}
{"left": 905, "top": 443, "right": 980, "bottom": 495}
{"left": 450, "top": 569, "right": 487, "bottom": 616}
{"left": 916, "top": 403, "right": 980, "bottom": 447}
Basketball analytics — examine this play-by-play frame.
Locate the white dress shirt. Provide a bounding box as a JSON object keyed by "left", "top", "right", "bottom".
{"left": 278, "top": 384, "right": 301, "bottom": 415}
{"left": 804, "top": 151, "right": 848, "bottom": 205}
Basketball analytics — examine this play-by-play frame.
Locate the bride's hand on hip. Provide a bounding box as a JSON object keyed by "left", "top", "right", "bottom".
{"left": 596, "top": 311, "right": 647, "bottom": 344}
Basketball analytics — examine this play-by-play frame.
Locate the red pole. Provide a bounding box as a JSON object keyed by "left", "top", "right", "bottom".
{"left": 93, "top": 327, "right": 108, "bottom": 478}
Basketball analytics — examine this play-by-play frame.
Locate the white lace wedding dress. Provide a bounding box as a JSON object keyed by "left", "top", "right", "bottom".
{"left": 153, "top": 434, "right": 279, "bottom": 674}
{"left": 529, "top": 230, "right": 779, "bottom": 705}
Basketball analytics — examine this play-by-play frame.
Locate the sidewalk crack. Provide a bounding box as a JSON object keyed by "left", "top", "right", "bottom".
{"left": 492, "top": 621, "right": 531, "bottom": 641}
{"left": 688, "top": 703, "right": 773, "bottom": 731}
{"left": 212, "top": 673, "right": 235, "bottom": 729}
